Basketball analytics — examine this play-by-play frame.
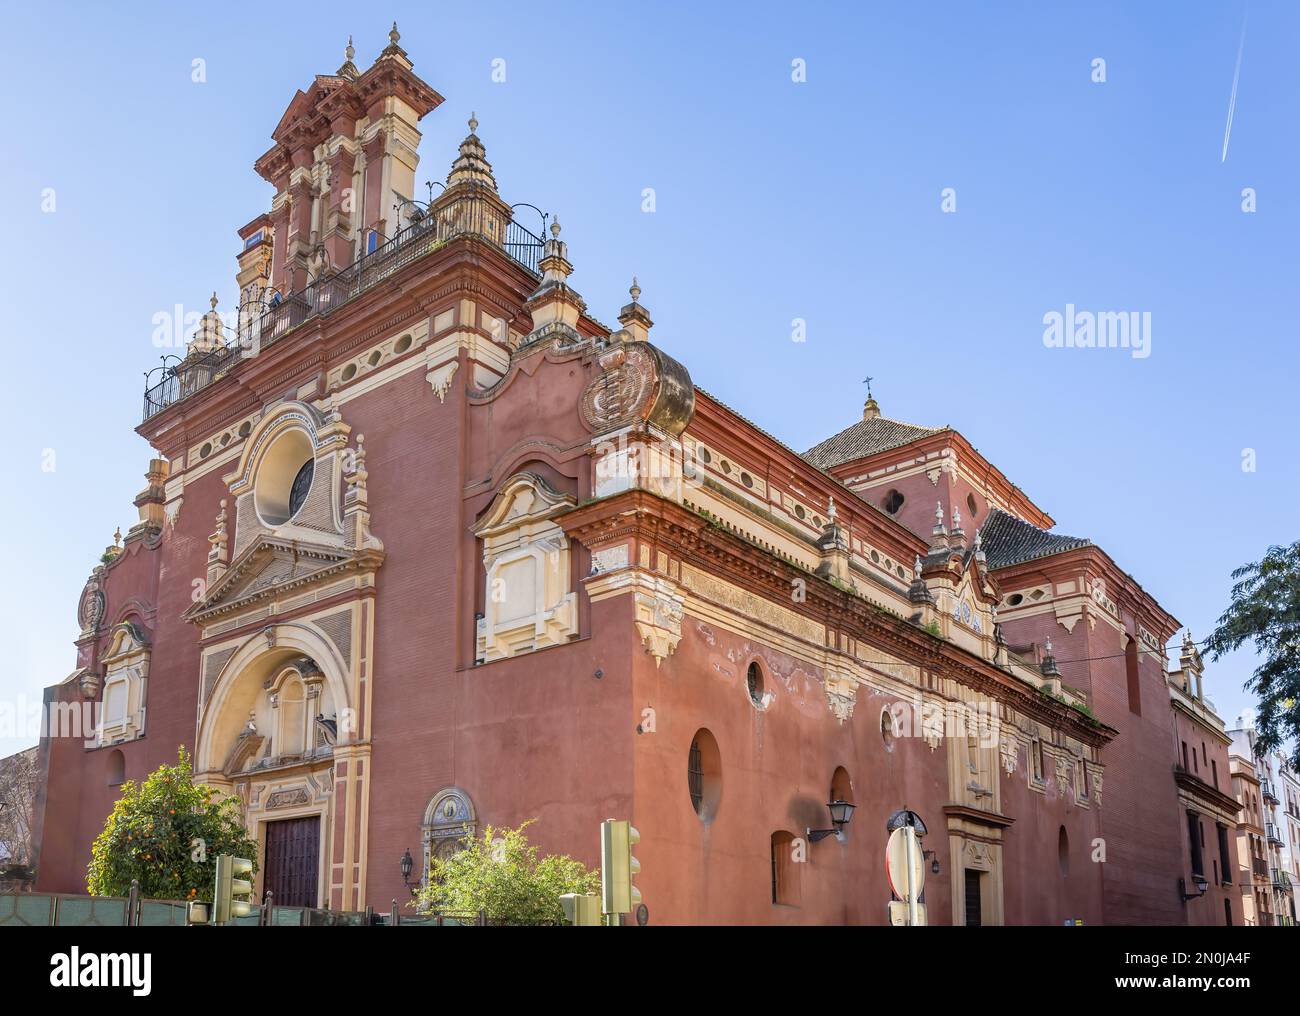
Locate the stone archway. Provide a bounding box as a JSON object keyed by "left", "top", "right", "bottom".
{"left": 194, "top": 620, "right": 369, "bottom": 912}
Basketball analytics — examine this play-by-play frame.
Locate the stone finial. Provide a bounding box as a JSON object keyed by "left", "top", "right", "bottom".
{"left": 537, "top": 217, "right": 573, "bottom": 285}
{"left": 443, "top": 113, "right": 498, "bottom": 190}
{"left": 863, "top": 395, "right": 880, "bottom": 420}
{"left": 935, "top": 502, "right": 944, "bottom": 527}
{"left": 379, "top": 21, "right": 410, "bottom": 63}
{"left": 1040, "top": 639, "right": 1060, "bottom": 678}
{"left": 210, "top": 291, "right": 218, "bottom": 311}
{"left": 914, "top": 554, "right": 923, "bottom": 574}
{"left": 338, "top": 35, "right": 359, "bottom": 78}
{"left": 113, "top": 527, "right": 122, "bottom": 549}
{"left": 827, "top": 496, "right": 837, "bottom": 522}
{"left": 618, "top": 274, "right": 652, "bottom": 341}
{"left": 952, "top": 505, "right": 963, "bottom": 531}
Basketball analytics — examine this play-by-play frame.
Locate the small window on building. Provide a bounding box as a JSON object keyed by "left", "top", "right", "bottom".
{"left": 881, "top": 709, "right": 897, "bottom": 751}
{"left": 770, "top": 831, "right": 800, "bottom": 905}
{"left": 746, "top": 661, "right": 765, "bottom": 708}
{"left": 1125, "top": 636, "right": 1141, "bottom": 715}
{"left": 366, "top": 229, "right": 380, "bottom": 253}
{"left": 1058, "top": 825, "right": 1069, "bottom": 877}
{"left": 966, "top": 493, "right": 979, "bottom": 519}
{"left": 687, "top": 728, "right": 722, "bottom": 822}
{"left": 883, "top": 489, "right": 904, "bottom": 515}
{"left": 830, "top": 766, "right": 854, "bottom": 812}
{"left": 1188, "top": 810, "right": 1204, "bottom": 877}
{"left": 106, "top": 749, "right": 125, "bottom": 787}
{"left": 1030, "top": 739, "right": 1044, "bottom": 783}
{"left": 1224, "top": 899, "right": 1233, "bottom": 926}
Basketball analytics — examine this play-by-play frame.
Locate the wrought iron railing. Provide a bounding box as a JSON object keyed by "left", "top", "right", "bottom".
{"left": 141, "top": 205, "right": 545, "bottom": 421}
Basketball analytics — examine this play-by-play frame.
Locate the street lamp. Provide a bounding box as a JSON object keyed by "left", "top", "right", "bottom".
{"left": 1179, "top": 876, "right": 1210, "bottom": 902}
{"left": 808, "top": 799, "right": 857, "bottom": 843}
{"left": 400, "top": 848, "right": 416, "bottom": 891}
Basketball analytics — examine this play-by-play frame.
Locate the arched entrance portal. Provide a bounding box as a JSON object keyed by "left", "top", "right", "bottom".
{"left": 195, "top": 621, "right": 370, "bottom": 911}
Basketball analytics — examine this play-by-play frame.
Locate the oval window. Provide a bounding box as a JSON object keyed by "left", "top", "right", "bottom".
{"left": 688, "top": 729, "right": 722, "bottom": 822}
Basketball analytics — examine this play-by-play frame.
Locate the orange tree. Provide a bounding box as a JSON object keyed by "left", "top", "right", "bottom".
{"left": 87, "top": 746, "right": 258, "bottom": 902}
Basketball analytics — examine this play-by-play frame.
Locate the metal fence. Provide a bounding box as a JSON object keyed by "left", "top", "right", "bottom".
{"left": 141, "top": 203, "right": 545, "bottom": 421}
{"left": 0, "top": 891, "right": 483, "bottom": 928}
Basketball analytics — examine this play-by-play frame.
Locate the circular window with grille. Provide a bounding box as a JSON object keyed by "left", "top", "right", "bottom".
{"left": 255, "top": 428, "right": 316, "bottom": 526}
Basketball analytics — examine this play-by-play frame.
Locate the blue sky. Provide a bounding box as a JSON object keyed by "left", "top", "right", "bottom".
{"left": 1, "top": 1, "right": 1293, "bottom": 757}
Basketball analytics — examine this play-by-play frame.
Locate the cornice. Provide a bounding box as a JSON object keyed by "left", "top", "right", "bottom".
{"left": 561, "top": 488, "right": 1116, "bottom": 747}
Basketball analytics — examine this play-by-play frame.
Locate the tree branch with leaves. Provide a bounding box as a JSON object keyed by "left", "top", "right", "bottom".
{"left": 1205, "top": 540, "right": 1300, "bottom": 767}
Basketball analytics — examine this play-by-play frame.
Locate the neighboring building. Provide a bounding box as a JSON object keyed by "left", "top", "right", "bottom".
{"left": 0, "top": 747, "right": 40, "bottom": 891}
{"left": 1166, "top": 636, "right": 1240, "bottom": 925}
{"left": 1280, "top": 758, "right": 1300, "bottom": 898}
{"left": 1230, "top": 749, "right": 1270, "bottom": 925}
{"left": 23, "top": 33, "right": 1247, "bottom": 925}
{"left": 1229, "top": 719, "right": 1295, "bottom": 926}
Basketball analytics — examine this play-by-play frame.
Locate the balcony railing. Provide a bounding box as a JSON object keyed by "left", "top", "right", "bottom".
{"left": 1273, "top": 868, "right": 1293, "bottom": 891}
{"left": 1253, "top": 857, "right": 1270, "bottom": 878}
{"left": 1262, "top": 780, "right": 1279, "bottom": 803}
{"left": 142, "top": 205, "right": 545, "bottom": 422}
{"left": 1268, "top": 823, "right": 1285, "bottom": 846}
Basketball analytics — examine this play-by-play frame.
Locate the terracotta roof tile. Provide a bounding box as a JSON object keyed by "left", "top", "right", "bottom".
{"left": 802, "top": 416, "right": 947, "bottom": 468}
{"left": 979, "top": 508, "right": 1090, "bottom": 569}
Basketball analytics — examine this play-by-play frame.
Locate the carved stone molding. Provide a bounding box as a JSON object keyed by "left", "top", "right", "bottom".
{"left": 633, "top": 579, "right": 685, "bottom": 668}
{"left": 426, "top": 360, "right": 459, "bottom": 403}
{"left": 999, "top": 734, "right": 1019, "bottom": 776}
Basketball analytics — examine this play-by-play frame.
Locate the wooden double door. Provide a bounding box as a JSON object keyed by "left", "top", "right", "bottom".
{"left": 263, "top": 815, "right": 321, "bottom": 909}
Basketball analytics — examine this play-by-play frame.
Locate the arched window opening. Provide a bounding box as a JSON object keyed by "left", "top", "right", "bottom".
{"left": 688, "top": 728, "right": 722, "bottom": 822}
{"left": 1125, "top": 637, "right": 1142, "bottom": 716}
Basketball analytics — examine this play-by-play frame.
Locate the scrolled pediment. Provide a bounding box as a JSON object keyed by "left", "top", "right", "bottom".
{"left": 473, "top": 471, "right": 576, "bottom": 539}
{"left": 185, "top": 535, "right": 382, "bottom": 625}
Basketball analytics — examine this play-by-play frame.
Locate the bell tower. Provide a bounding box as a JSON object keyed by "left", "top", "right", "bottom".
{"left": 252, "top": 25, "right": 443, "bottom": 295}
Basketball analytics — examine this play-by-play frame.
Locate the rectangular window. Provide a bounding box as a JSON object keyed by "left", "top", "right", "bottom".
{"left": 366, "top": 229, "right": 379, "bottom": 254}
{"left": 1182, "top": 742, "right": 1189, "bottom": 772}
{"left": 1212, "top": 759, "right": 1218, "bottom": 788}
{"left": 1188, "top": 811, "right": 1204, "bottom": 876}
{"left": 1030, "top": 740, "right": 1044, "bottom": 783}
{"left": 1218, "top": 824, "right": 1232, "bottom": 885}
{"left": 1125, "top": 637, "right": 1142, "bottom": 715}
{"left": 964, "top": 870, "right": 983, "bottom": 927}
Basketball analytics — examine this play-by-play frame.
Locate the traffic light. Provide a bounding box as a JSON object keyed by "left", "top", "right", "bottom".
{"left": 600, "top": 819, "right": 641, "bottom": 915}
{"left": 213, "top": 854, "right": 254, "bottom": 925}
{"left": 559, "top": 892, "right": 602, "bottom": 926}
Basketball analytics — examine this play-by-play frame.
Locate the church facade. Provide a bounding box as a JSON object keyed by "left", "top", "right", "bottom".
{"left": 31, "top": 32, "right": 1230, "bottom": 925}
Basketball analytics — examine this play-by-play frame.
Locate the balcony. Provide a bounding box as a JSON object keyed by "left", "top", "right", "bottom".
{"left": 142, "top": 205, "right": 545, "bottom": 422}
{"left": 1268, "top": 823, "right": 1285, "bottom": 846}
{"left": 1262, "top": 780, "right": 1279, "bottom": 804}
{"left": 1273, "top": 868, "right": 1293, "bottom": 891}
{"left": 1253, "top": 857, "right": 1270, "bottom": 878}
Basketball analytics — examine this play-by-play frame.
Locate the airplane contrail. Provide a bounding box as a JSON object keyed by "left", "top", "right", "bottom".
{"left": 1222, "top": 14, "right": 1247, "bottom": 163}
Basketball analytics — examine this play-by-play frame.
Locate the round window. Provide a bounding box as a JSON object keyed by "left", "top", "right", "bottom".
{"left": 254, "top": 428, "right": 316, "bottom": 526}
